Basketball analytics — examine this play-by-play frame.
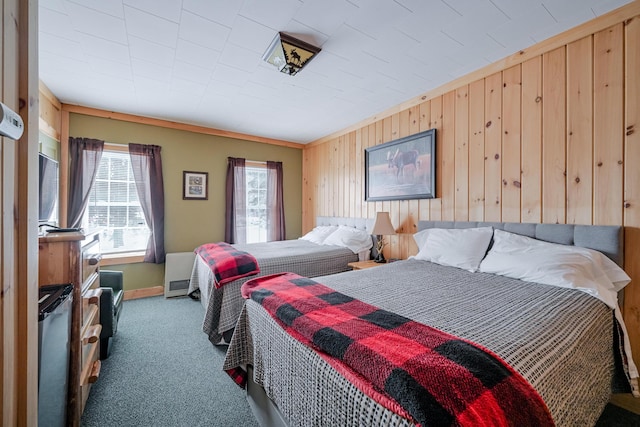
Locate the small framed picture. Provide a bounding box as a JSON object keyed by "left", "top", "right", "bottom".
{"left": 183, "top": 171, "right": 208, "bottom": 200}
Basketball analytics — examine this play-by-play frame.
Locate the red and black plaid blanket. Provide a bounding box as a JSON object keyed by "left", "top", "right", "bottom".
{"left": 227, "top": 272, "right": 554, "bottom": 427}
{"left": 194, "top": 242, "right": 259, "bottom": 288}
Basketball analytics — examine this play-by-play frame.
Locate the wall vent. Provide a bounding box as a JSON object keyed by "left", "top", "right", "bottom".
{"left": 169, "top": 279, "right": 190, "bottom": 292}
{"left": 164, "top": 252, "right": 196, "bottom": 298}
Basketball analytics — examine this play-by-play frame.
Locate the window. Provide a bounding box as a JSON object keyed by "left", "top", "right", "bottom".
{"left": 246, "top": 165, "right": 267, "bottom": 243}
{"left": 83, "top": 150, "right": 150, "bottom": 254}
{"left": 226, "top": 158, "right": 285, "bottom": 244}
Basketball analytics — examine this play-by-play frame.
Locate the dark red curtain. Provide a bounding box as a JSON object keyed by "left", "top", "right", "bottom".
{"left": 266, "top": 161, "right": 286, "bottom": 241}
{"left": 225, "top": 157, "right": 246, "bottom": 244}
{"left": 67, "top": 137, "right": 104, "bottom": 228}
{"left": 129, "top": 143, "right": 165, "bottom": 263}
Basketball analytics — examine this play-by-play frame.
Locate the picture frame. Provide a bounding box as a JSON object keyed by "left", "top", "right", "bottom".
{"left": 183, "top": 171, "right": 209, "bottom": 200}
{"left": 365, "top": 128, "right": 436, "bottom": 201}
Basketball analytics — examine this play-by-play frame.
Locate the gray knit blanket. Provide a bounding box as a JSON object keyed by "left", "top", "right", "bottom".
{"left": 224, "top": 259, "right": 628, "bottom": 426}
{"left": 189, "top": 239, "right": 359, "bottom": 344}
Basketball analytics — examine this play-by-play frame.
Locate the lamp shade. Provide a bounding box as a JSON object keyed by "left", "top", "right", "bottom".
{"left": 371, "top": 212, "right": 396, "bottom": 235}
{"left": 262, "top": 32, "right": 321, "bottom": 76}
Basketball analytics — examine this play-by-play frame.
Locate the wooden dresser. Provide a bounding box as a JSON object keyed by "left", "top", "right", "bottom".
{"left": 39, "top": 230, "right": 103, "bottom": 426}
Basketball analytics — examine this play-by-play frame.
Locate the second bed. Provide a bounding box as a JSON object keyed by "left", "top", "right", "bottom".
{"left": 189, "top": 217, "right": 372, "bottom": 344}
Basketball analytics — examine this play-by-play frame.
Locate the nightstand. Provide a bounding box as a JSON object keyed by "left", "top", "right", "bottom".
{"left": 348, "top": 260, "right": 385, "bottom": 270}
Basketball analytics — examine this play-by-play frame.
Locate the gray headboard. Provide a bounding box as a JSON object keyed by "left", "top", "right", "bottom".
{"left": 316, "top": 216, "right": 374, "bottom": 232}
{"left": 417, "top": 221, "right": 624, "bottom": 267}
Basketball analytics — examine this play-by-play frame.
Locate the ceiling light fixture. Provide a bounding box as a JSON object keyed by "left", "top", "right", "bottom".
{"left": 262, "top": 32, "right": 321, "bottom": 76}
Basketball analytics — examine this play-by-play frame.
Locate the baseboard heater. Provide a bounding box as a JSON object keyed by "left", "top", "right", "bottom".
{"left": 164, "top": 252, "right": 196, "bottom": 298}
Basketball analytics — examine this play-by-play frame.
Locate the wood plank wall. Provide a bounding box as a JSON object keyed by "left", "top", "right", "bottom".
{"left": 302, "top": 7, "right": 640, "bottom": 366}
{"left": 2, "top": 0, "right": 40, "bottom": 425}
{"left": 39, "top": 81, "right": 62, "bottom": 141}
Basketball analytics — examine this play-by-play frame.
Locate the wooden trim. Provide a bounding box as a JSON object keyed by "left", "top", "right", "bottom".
{"left": 124, "top": 286, "right": 163, "bottom": 300}
{"left": 17, "top": 0, "right": 40, "bottom": 423}
{"left": 39, "top": 116, "right": 60, "bottom": 141}
{"left": 39, "top": 80, "right": 62, "bottom": 110}
{"left": 60, "top": 108, "right": 70, "bottom": 227}
{"left": 308, "top": 0, "right": 640, "bottom": 147}
{"left": 39, "top": 80, "right": 62, "bottom": 141}
{"left": 61, "top": 104, "right": 305, "bottom": 149}
{"left": 101, "top": 252, "right": 145, "bottom": 266}
{"left": 623, "top": 15, "right": 640, "bottom": 376}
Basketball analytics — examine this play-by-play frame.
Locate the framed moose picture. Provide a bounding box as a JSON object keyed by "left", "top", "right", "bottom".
{"left": 364, "top": 128, "right": 436, "bottom": 201}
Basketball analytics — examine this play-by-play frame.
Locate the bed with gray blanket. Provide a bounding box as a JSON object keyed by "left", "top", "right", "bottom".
{"left": 222, "top": 221, "right": 637, "bottom": 427}
{"left": 189, "top": 217, "right": 371, "bottom": 345}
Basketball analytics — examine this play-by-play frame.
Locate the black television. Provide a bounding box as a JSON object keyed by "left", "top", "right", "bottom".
{"left": 39, "top": 153, "right": 59, "bottom": 223}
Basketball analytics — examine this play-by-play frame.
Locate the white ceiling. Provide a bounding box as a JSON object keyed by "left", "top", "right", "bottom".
{"left": 39, "top": 0, "right": 632, "bottom": 144}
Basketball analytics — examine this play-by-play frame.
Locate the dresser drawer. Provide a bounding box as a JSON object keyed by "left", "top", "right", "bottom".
{"left": 79, "top": 283, "right": 101, "bottom": 411}
{"left": 38, "top": 230, "right": 103, "bottom": 426}
{"left": 81, "top": 238, "right": 101, "bottom": 288}
{"left": 81, "top": 274, "right": 100, "bottom": 322}
{"left": 80, "top": 338, "right": 101, "bottom": 389}
{"left": 81, "top": 324, "right": 101, "bottom": 366}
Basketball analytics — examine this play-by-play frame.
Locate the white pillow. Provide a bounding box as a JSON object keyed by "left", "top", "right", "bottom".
{"left": 594, "top": 251, "right": 631, "bottom": 292}
{"left": 479, "top": 229, "right": 628, "bottom": 308}
{"left": 413, "top": 227, "right": 493, "bottom": 272}
{"left": 323, "top": 225, "right": 373, "bottom": 254}
{"left": 299, "top": 225, "right": 338, "bottom": 245}
{"left": 412, "top": 229, "right": 430, "bottom": 251}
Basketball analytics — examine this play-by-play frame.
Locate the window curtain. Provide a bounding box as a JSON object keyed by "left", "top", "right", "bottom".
{"left": 67, "top": 137, "right": 104, "bottom": 228}
{"left": 266, "top": 161, "right": 286, "bottom": 241}
{"left": 129, "top": 143, "right": 166, "bottom": 264}
{"left": 225, "top": 157, "right": 246, "bottom": 244}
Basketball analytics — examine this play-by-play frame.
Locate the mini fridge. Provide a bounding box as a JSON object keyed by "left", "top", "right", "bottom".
{"left": 38, "top": 283, "right": 73, "bottom": 427}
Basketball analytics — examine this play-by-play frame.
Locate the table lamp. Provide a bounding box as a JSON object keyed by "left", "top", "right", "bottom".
{"left": 371, "top": 212, "right": 396, "bottom": 263}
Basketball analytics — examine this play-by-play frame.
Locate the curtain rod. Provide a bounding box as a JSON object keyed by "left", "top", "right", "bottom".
{"left": 104, "top": 142, "right": 129, "bottom": 152}
{"left": 246, "top": 160, "right": 267, "bottom": 167}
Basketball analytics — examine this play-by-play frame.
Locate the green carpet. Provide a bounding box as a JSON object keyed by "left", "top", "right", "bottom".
{"left": 81, "top": 296, "right": 257, "bottom": 426}
{"left": 82, "top": 296, "right": 640, "bottom": 426}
